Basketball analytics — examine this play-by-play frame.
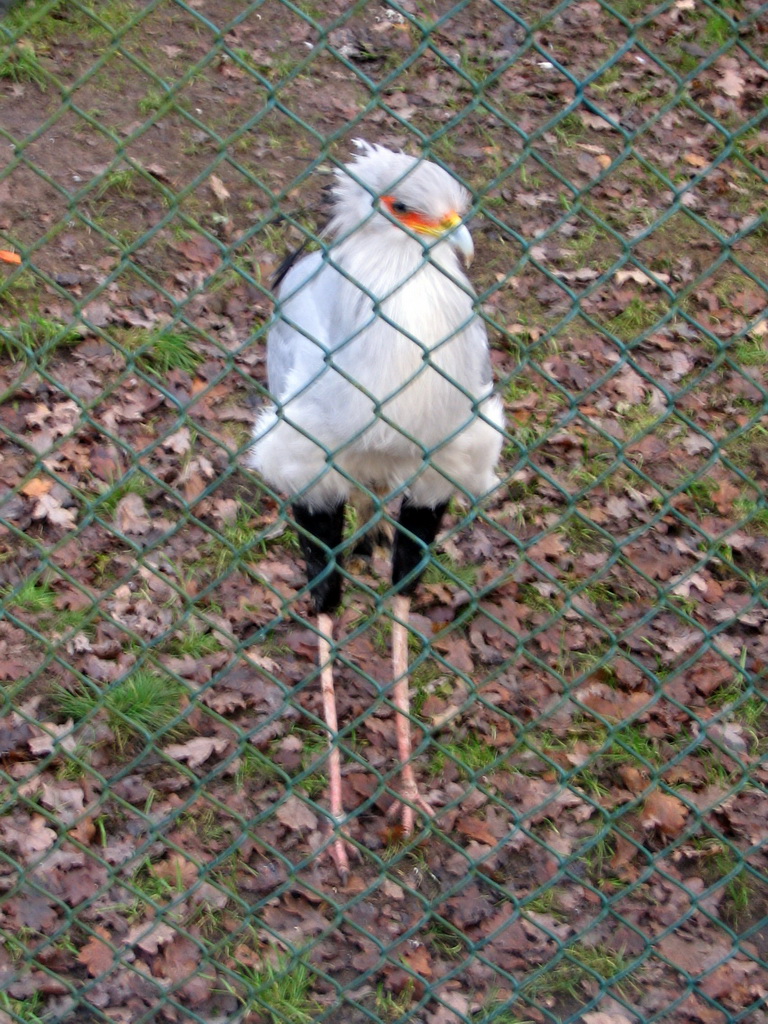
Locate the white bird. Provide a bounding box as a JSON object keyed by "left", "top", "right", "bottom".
{"left": 249, "top": 141, "right": 504, "bottom": 877}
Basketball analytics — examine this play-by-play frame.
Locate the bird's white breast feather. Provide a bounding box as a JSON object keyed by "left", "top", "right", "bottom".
{"left": 249, "top": 148, "right": 504, "bottom": 508}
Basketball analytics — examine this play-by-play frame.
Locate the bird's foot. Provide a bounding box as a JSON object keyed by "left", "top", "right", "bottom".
{"left": 387, "top": 776, "right": 435, "bottom": 835}
{"left": 330, "top": 833, "right": 352, "bottom": 883}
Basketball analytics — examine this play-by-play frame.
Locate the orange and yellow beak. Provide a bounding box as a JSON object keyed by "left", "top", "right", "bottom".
{"left": 0, "top": 249, "right": 21, "bottom": 265}
{"left": 381, "top": 197, "right": 474, "bottom": 264}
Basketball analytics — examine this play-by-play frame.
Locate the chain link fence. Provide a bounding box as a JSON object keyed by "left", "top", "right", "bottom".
{"left": 0, "top": 1, "right": 767, "bottom": 1022}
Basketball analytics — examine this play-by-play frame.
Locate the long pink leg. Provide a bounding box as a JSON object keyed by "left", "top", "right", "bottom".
{"left": 391, "top": 594, "right": 434, "bottom": 834}
{"left": 317, "top": 613, "right": 349, "bottom": 880}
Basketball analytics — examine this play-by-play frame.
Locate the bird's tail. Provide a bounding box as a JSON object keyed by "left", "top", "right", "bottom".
{"left": 348, "top": 488, "right": 393, "bottom": 558}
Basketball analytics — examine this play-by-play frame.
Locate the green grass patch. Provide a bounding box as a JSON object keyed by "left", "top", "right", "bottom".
{"left": 52, "top": 668, "right": 188, "bottom": 746}
{"left": 733, "top": 335, "right": 768, "bottom": 367}
{"left": 3, "top": 575, "right": 57, "bottom": 613}
{"left": 230, "top": 951, "right": 321, "bottom": 1024}
{"left": 606, "top": 0, "right": 654, "bottom": 19}
{"left": 458, "top": 45, "right": 495, "bottom": 85}
{"left": 229, "top": 45, "right": 309, "bottom": 83}
{"left": 375, "top": 979, "right": 416, "bottom": 1022}
{"left": 204, "top": 502, "right": 268, "bottom": 575}
{"left": 683, "top": 476, "right": 719, "bottom": 514}
{"left": 522, "top": 942, "right": 636, "bottom": 1001}
{"left": 553, "top": 111, "right": 585, "bottom": 146}
{"left": 0, "top": 991, "right": 46, "bottom": 1024}
{"left": 734, "top": 497, "right": 768, "bottom": 535}
{"left": 234, "top": 743, "right": 285, "bottom": 790}
{"left": 701, "top": 11, "right": 732, "bottom": 47}
{"left": 166, "top": 624, "right": 223, "bottom": 659}
{"left": 92, "top": 167, "right": 144, "bottom": 200}
{"left": 522, "top": 886, "right": 566, "bottom": 919}
{"left": 3, "top": 0, "right": 137, "bottom": 42}
{"left": 707, "top": 649, "right": 765, "bottom": 733}
{"left": 294, "top": 726, "right": 330, "bottom": 798}
{"left": 0, "top": 315, "right": 81, "bottom": 365}
{"left": 0, "top": 40, "right": 49, "bottom": 87}
{"left": 558, "top": 513, "right": 607, "bottom": 553}
{"left": 620, "top": 396, "right": 665, "bottom": 441}
{"left": 1, "top": 574, "right": 94, "bottom": 635}
{"left": 722, "top": 422, "right": 768, "bottom": 477}
{"left": 605, "top": 723, "right": 667, "bottom": 770}
{"left": 518, "top": 582, "right": 561, "bottom": 616}
{"left": 423, "top": 551, "right": 478, "bottom": 589}
{"left": 472, "top": 997, "right": 533, "bottom": 1024}
{"left": 117, "top": 326, "right": 204, "bottom": 376}
{"left": 607, "top": 296, "right": 666, "bottom": 341}
{"left": 428, "top": 916, "right": 468, "bottom": 960}
{"left": 695, "top": 838, "right": 755, "bottom": 925}
{"left": 430, "top": 734, "right": 506, "bottom": 779}
{"left": 87, "top": 471, "right": 150, "bottom": 517}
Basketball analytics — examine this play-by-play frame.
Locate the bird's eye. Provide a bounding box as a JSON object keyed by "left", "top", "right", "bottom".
{"left": 391, "top": 200, "right": 409, "bottom": 215}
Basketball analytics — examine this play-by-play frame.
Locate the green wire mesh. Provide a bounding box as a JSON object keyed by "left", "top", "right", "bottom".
{"left": 0, "top": 1, "right": 766, "bottom": 1022}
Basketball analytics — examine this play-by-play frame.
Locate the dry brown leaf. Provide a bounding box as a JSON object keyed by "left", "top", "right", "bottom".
{"left": 154, "top": 934, "right": 203, "bottom": 990}
{"left": 577, "top": 682, "right": 651, "bottom": 721}
{"left": 618, "top": 764, "right": 647, "bottom": 794}
{"left": 145, "top": 163, "right": 173, "bottom": 184}
{"left": 155, "top": 933, "right": 210, "bottom": 1003}
{"left": 78, "top": 927, "right": 114, "bottom": 977}
{"left": 614, "top": 365, "right": 647, "bottom": 404}
{"left": 244, "top": 651, "right": 281, "bottom": 674}
{"left": 684, "top": 152, "right": 708, "bottom": 168}
{"left": 456, "top": 815, "right": 498, "bottom": 847}
{"left": 1, "top": 814, "right": 57, "bottom": 859}
{"left": 190, "top": 881, "right": 229, "bottom": 910}
{"left": 31, "top": 492, "right": 77, "bottom": 529}
{"left": 427, "top": 990, "right": 470, "bottom": 1024}
{"left": 713, "top": 478, "right": 740, "bottom": 515}
{"left": 28, "top": 719, "right": 77, "bottom": 756}
{"left": 580, "top": 110, "right": 614, "bottom": 130}
{"left": 176, "top": 235, "right": 221, "bottom": 270}
{"left": 20, "top": 476, "right": 52, "bottom": 497}
{"left": 115, "top": 493, "right": 152, "bottom": 535}
{"left": 275, "top": 794, "right": 318, "bottom": 831}
{"left": 69, "top": 815, "right": 97, "bottom": 846}
{"left": 209, "top": 173, "right": 231, "bottom": 201}
{"left": 381, "top": 879, "right": 404, "bottom": 901}
{"left": 529, "top": 532, "right": 567, "bottom": 562}
{"left": 614, "top": 268, "right": 670, "bottom": 287}
{"left": 25, "top": 404, "right": 51, "bottom": 428}
{"left": 583, "top": 1013, "right": 634, "bottom": 1024}
{"left": 402, "top": 943, "right": 432, "bottom": 979}
{"left": 718, "top": 66, "right": 745, "bottom": 99}
{"left": 671, "top": 571, "right": 709, "bottom": 599}
{"left": 127, "top": 920, "right": 176, "bottom": 954}
{"left": 642, "top": 790, "right": 688, "bottom": 837}
{"left": 153, "top": 852, "right": 198, "bottom": 888}
{"left": 41, "top": 781, "right": 85, "bottom": 823}
{"left": 658, "top": 934, "right": 730, "bottom": 975}
{"left": 84, "top": 299, "right": 111, "bottom": 326}
{"left": 609, "top": 833, "right": 640, "bottom": 873}
{"left": 164, "top": 735, "right": 228, "bottom": 768}
{"left": 162, "top": 426, "right": 192, "bottom": 454}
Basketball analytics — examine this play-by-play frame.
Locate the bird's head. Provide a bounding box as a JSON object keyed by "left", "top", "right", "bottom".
{"left": 329, "top": 140, "right": 474, "bottom": 265}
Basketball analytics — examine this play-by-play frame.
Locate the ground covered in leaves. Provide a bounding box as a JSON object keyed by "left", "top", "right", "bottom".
{"left": 0, "top": 1, "right": 767, "bottom": 1022}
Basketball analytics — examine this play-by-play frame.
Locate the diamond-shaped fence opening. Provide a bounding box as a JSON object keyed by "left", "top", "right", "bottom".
{"left": 0, "top": 1, "right": 766, "bottom": 1023}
